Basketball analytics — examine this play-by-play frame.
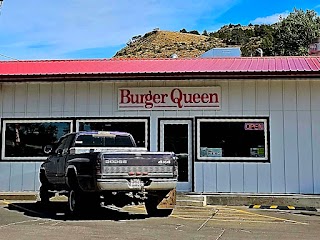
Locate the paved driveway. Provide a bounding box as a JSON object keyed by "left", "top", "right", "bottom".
{"left": 1, "top": 200, "right": 320, "bottom": 240}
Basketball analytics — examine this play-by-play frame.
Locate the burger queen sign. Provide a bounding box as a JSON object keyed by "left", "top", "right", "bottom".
{"left": 118, "top": 87, "right": 221, "bottom": 110}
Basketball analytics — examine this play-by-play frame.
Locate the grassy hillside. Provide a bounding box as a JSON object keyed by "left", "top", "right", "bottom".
{"left": 113, "top": 30, "right": 226, "bottom": 58}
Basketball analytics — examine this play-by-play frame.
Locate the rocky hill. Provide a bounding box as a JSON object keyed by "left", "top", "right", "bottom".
{"left": 113, "top": 30, "right": 226, "bottom": 58}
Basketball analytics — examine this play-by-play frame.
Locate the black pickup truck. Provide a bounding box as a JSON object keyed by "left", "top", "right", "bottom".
{"left": 39, "top": 131, "right": 178, "bottom": 217}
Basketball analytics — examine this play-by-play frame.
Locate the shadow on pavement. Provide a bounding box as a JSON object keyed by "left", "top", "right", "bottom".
{"left": 6, "top": 201, "right": 148, "bottom": 221}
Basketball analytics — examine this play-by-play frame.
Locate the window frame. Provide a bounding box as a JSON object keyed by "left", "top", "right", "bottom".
{"left": 196, "top": 117, "right": 270, "bottom": 162}
{"left": 75, "top": 118, "right": 150, "bottom": 149}
{"left": 1, "top": 119, "right": 73, "bottom": 161}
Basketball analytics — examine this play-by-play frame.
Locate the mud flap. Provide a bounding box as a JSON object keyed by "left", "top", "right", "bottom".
{"left": 157, "top": 189, "right": 176, "bottom": 209}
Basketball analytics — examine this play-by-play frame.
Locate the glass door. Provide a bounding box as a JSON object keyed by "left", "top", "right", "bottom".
{"left": 159, "top": 119, "right": 192, "bottom": 192}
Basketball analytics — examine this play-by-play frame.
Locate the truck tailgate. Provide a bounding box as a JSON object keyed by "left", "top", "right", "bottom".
{"left": 100, "top": 152, "right": 176, "bottom": 178}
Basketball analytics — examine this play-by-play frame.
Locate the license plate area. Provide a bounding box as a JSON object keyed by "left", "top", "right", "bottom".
{"left": 128, "top": 179, "right": 144, "bottom": 188}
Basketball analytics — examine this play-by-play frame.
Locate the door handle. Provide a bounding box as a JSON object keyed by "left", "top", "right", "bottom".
{"left": 175, "top": 153, "right": 189, "bottom": 157}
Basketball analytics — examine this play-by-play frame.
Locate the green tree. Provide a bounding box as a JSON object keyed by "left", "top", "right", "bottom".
{"left": 273, "top": 9, "right": 320, "bottom": 56}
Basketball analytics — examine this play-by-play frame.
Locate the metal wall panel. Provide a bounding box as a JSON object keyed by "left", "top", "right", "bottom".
{"left": 270, "top": 81, "right": 283, "bottom": 111}
{"left": 311, "top": 81, "right": 320, "bottom": 110}
{"left": 39, "top": 84, "right": 51, "bottom": 116}
{"left": 203, "top": 163, "right": 217, "bottom": 192}
{"left": 194, "top": 163, "right": 204, "bottom": 192}
{"left": 217, "top": 163, "right": 231, "bottom": 192}
{"left": 0, "top": 79, "right": 319, "bottom": 193}
{"left": 101, "top": 82, "right": 115, "bottom": 115}
{"left": 51, "top": 83, "right": 64, "bottom": 113}
{"left": 297, "top": 81, "right": 311, "bottom": 111}
{"left": 242, "top": 81, "right": 256, "bottom": 111}
{"left": 26, "top": 84, "right": 39, "bottom": 115}
{"left": 270, "top": 111, "right": 285, "bottom": 193}
{"left": 298, "top": 111, "right": 314, "bottom": 193}
{"left": 229, "top": 81, "right": 242, "bottom": 112}
{"left": 14, "top": 84, "right": 27, "bottom": 114}
{"left": 312, "top": 111, "right": 320, "bottom": 193}
{"left": 283, "top": 81, "right": 297, "bottom": 110}
{"left": 88, "top": 82, "right": 101, "bottom": 116}
{"left": 243, "top": 164, "right": 258, "bottom": 193}
{"left": 284, "top": 111, "right": 299, "bottom": 193}
{"left": 21, "top": 163, "right": 36, "bottom": 191}
{"left": 258, "top": 164, "right": 271, "bottom": 193}
{"left": 0, "top": 162, "right": 10, "bottom": 191}
{"left": 2, "top": 84, "right": 14, "bottom": 114}
{"left": 256, "top": 81, "right": 269, "bottom": 111}
{"left": 9, "top": 162, "right": 23, "bottom": 191}
{"left": 75, "top": 82, "right": 88, "bottom": 116}
{"left": 64, "top": 83, "right": 76, "bottom": 115}
{"left": 230, "top": 164, "right": 244, "bottom": 192}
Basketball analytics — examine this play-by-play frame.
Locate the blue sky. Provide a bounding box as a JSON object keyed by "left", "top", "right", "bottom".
{"left": 0, "top": 0, "right": 319, "bottom": 60}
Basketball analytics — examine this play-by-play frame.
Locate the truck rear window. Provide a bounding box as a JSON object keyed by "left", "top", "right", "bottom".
{"left": 74, "top": 135, "right": 135, "bottom": 147}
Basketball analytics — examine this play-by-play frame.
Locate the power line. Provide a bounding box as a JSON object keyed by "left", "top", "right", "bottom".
{"left": 0, "top": 53, "right": 19, "bottom": 61}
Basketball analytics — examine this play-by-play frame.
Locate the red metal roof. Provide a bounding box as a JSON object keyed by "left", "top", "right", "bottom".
{"left": 0, "top": 57, "right": 319, "bottom": 79}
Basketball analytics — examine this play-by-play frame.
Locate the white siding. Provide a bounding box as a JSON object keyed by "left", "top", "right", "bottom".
{"left": 0, "top": 79, "right": 319, "bottom": 193}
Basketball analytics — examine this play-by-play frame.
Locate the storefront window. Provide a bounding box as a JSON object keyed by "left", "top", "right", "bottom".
{"left": 197, "top": 118, "right": 269, "bottom": 161}
{"left": 76, "top": 118, "right": 149, "bottom": 148}
{"left": 1, "top": 119, "right": 73, "bottom": 160}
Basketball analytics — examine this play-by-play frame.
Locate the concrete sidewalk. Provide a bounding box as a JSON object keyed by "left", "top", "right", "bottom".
{"left": 177, "top": 193, "right": 320, "bottom": 209}
{"left": 1, "top": 191, "right": 320, "bottom": 209}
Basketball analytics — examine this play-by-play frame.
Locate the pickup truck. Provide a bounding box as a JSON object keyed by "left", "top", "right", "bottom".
{"left": 39, "top": 131, "right": 178, "bottom": 217}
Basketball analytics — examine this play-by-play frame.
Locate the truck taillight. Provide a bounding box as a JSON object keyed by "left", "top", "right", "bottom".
{"left": 173, "top": 165, "right": 178, "bottom": 178}
{"left": 173, "top": 155, "right": 178, "bottom": 178}
{"left": 96, "top": 156, "right": 102, "bottom": 174}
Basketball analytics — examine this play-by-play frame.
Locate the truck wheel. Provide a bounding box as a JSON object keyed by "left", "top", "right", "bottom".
{"left": 68, "top": 190, "right": 83, "bottom": 215}
{"left": 39, "top": 185, "right": 50, "bottom": 204}
{"left": 145, "top": 196, "right": 173, "bottom": 217}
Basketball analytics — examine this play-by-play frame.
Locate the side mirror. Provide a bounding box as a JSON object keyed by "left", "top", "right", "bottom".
{"left": 43, "top": 145, "right": 53, "bottom": 155}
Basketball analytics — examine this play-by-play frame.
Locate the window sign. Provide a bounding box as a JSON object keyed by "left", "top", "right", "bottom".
{"left": 197, "top": 118, "right": 269, "bottom": 161}
{"left": 1, "top": 119, "right": 73, "bottom": 160}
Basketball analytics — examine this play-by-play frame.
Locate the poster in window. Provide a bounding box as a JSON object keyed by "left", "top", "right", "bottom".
{"left": 207, "top": 148, "right": 223, "bottom": 157}
{"left": 200, "top": 147, "right": 207, "bottom": 157}
{"left": 250, "top": 147, "right": 265, "bottom": 157}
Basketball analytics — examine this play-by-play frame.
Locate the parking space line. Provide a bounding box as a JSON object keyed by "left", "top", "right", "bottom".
{"left": 224, "top": 207, "right": 308, "bottom": 225}
{"left": 128, "top": 205, "right": 307, "bottom": 225}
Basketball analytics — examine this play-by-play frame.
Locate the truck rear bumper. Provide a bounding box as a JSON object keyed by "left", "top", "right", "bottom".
{"left": 96, "top": 178, "right": 177, "bottom": 191}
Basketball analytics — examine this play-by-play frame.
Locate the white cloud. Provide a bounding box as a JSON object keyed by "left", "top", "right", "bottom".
{"left": 0, "top": 0, "right": 236, "bottom": 59}
{"left": 250, "top": 11, "right": 289, "bottom": 25}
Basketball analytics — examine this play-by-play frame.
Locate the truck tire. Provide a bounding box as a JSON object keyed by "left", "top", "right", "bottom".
{"left": 39, "top": 185, "right": 50, "bottom": 204}
{"left": 68, "top": 189, "right": 85, "bottom": 215}
{"left": 39, "top": 172, "right": 53, "bottom": 204}
{"left": 69, "top": 190, "right": 101, "bottom": 215}
{"left": 68, "top": 189, "right": 83, "bottom": 215}
{"left": 145, "top": 196, "right": 173, "bottom": 217}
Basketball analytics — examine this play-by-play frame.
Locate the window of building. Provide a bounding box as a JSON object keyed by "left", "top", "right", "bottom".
{"left": 76, "top": 118, "right": 149, "bottom": 148}
{"left": 196, "top": 118, "right": 269, "bottom": 161}
{"left": 1, "top": 119, "right": 73, "bottom": 160}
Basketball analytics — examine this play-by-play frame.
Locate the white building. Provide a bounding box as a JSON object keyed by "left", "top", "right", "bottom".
{"left": 0, "top": 57, "right": 319, "bottom": 194}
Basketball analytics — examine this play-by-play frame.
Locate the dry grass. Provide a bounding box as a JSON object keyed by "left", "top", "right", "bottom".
{"left": 113, "top": 30, "right": 225, "bottom": 58}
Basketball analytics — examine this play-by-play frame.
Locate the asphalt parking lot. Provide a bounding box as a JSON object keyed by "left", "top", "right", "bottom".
{"left": 1, "top": 200, "right": 320, "bottom": 240}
